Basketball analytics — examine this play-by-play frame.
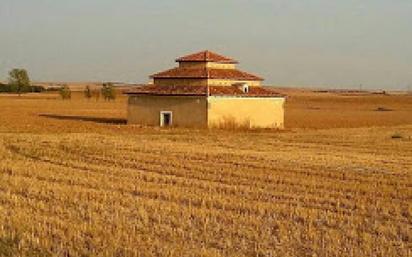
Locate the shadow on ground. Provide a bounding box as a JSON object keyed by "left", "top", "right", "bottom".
{"left": 39, "top": 114, "right": 127, "bottom": 124}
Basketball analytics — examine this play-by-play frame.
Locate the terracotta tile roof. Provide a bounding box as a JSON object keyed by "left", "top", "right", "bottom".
{"left": 209, "top": 69, "right": 263, "bottom": 81}
{"left": 125, "top": 85, "right": 284, "bottom": 97}
{"left": 151, "top": 67, "right": 263, "bottom": 81}
{"left": 209, "top": 86, "right": 284, "bottom": 97}
{"left": 125, "top": 84, "right": 207, "bottom": 96}
{"left": 176, "top": 50, "right": 238, "bottom": 64}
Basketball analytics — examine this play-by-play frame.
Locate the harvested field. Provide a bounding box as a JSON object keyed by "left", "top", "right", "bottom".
{"left": 1, "top": 91, "right": 412, "bottom": 133}
{"left": 283, "top": 90, "right": 412, "bottom": 129}
{"left": 0, "top": 91, "right": 411, "bottom": 256}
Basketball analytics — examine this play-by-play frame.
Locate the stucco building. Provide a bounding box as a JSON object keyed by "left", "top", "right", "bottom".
{"left": 126, "top": 50, "right": 285, "bottom": 128}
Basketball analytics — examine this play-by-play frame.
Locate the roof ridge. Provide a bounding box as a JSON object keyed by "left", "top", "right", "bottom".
{"left": 175, "top": 50, "right": 238, "bottom": 64}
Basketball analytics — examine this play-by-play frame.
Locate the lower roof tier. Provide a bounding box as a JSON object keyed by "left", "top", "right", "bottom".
{"left": 125, "top": 85, "right": 284, "bottom": 97}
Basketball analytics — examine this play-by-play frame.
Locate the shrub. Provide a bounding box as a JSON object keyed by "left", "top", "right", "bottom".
{"left": 101, "top": 83, "right": 116, "bottom": 101}
{"left": 59, "top": 85, "right": 71, "bottom": 100}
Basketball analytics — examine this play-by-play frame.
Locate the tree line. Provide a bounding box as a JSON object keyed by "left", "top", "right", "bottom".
{"left": 0, "top": 69, "right": 44, "bottom": 94}
{"left": 60, "top": 83, "right": 116, "bottom": 101}
{"left": 1, "top": 68, "right": 116, "bottom": 101}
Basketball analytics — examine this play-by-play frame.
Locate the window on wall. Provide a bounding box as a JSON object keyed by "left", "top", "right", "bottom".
{"left": 242, "top": 84, "right": 249, "bottom": 93}
{"left": 160, "top": 111, "right": 172, "bottom": 127}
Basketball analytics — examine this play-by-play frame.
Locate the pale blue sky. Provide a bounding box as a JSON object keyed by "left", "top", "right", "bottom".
{"left": 0, "top": 0, "right": 411, "bottom": 89}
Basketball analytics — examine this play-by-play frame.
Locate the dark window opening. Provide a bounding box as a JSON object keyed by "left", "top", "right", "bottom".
{"left": 160, "top": 112, "right": 172, "bottom": 127}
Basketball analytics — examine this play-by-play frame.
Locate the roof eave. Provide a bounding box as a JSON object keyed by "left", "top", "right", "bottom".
{"left": 125, "top": 92, "right": 285, "bottom": 97}
{"left": 125, "top": 92, "right": 206, "bottom": 96}
{"left": 151, "top": 76, "right": 264, "bottom": 80}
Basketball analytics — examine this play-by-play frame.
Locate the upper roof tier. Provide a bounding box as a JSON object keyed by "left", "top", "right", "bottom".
{"left": 176, "top": 50, "right": 238, "bottom": 64}
{"left": 151, "top": 67, "right": 263, "bottom": 81}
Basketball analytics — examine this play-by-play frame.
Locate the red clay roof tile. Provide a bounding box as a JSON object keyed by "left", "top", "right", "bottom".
{"left": 151, "top": 67, "right": 263, "bottom": 81}
{"left": 125, "top": 84, "right": 206, "bottom": 96}
{"left": 125, "top": 85, "right": 284, "bottom": 97}
{"left": 176, "top": 50, "right": 238, "bottom": 63}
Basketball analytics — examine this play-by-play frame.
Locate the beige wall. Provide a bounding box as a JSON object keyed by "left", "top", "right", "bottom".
{"left": 128, "top": 95, "right": 207, "bottom": 127}
{"left": 179, "top": 62, "right": 236, "bottom": 69}
{"left": 128, "top": 95, "right": 285, "bottom": 129}
{"left": 154, "top": 78, "right": 208, "bottom": 87}
{"left": 179, "top": 62, "right": 206, "bottom": 69}
{"left": 207, "top": 62, "right": 236, "bottom": 69}
{"left": 207, "top": 97, "right": 285, "bottom": 128}
{"left": 207, "top": 79, "right": 261, "bottom": 87}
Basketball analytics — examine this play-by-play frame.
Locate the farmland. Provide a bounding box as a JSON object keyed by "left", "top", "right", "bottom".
{"left": 0, "top": 91, "right": 411, "bottom": 256}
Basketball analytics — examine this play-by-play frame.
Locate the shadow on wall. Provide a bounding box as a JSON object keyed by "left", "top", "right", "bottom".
{"left": 39, "top": 114, "right": 127, "bottom": 125}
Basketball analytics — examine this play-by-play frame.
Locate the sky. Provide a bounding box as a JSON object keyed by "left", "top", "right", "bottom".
{"left": 0, "top": 0, "right": 411, "bottom": 90}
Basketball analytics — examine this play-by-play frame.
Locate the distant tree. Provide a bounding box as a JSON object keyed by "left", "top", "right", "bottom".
{"left": 8, "top": 69, "right": 30, "bottom": 96}
{"left": 0, "top": 82, "right": 9, "bottom": 93}
{"left": 30, "top": 85, "right": 46, "bottom": 93}
{"left": 101, "top": 82, "right": 116, "bottom": 101}
{"left": 0, "top": 81, "right": 44, "bottom": 94}
{"left": 59, "top": 84, "right": 71, "bottom": 100}
{"left": 84, "top": 85, "right": 92, "bottom": 100}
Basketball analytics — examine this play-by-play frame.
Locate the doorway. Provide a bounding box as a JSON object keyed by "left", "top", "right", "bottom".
{"left": 160, "top": 111, "right": 172, "bottom": 127}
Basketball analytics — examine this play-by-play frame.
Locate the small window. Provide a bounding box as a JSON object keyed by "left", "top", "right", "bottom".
{"left": 160, "top": 111, "right": 172, "bottom": 127}
{"left": 242, "top": 84, "right": 249, "bottom": 93}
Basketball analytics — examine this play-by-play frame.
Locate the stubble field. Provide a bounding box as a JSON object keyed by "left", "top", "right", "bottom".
{"left": 0, "top": 91, "right": 411, "bottom": 256}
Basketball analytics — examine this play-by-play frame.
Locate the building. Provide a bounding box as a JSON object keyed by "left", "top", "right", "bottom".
{"left": 126, "top": 50, "right": 285, "bottom": 128}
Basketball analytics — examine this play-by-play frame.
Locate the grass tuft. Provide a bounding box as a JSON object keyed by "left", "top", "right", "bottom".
{"left": 375, "top": 107, "right": 393, "bottom": 112}
{"left": 391, "top": 133, "right": 403, "bottom": 139}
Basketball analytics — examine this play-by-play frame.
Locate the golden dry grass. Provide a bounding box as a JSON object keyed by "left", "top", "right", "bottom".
{"left": 284, "top": 91, "right": 412, "bottom": 129}
{"left": 0, "top": 91, "right": 411, "bottom": 256}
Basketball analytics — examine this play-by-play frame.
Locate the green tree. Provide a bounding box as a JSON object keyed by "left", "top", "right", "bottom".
{"left": 101, "top": 82, "right": 116, "bottom": 101}
{"left": 84, "top": 85, "right": 92, "bottom": 100}
{"left": 8, "top": 69, "right": 30, "bottom": 95}
{"left": 59, "top": 85, "right": 71, "bottom": 100}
